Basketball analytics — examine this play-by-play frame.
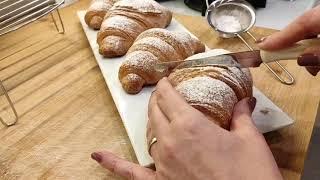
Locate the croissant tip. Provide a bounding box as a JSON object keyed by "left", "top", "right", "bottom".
{"left": 89, "top": 16, "right": 103, "bottom": 30}
{"left": 120, "top": 73, "right": 145, "bottom": 94}
{"left": 99, "top": 48, "right": 125, "bottom": 58}
{"left": 99, "top": 36, "right": 130, "bottom": 57}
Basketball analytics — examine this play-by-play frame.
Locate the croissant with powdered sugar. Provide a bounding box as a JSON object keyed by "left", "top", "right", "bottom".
{"left": 168, "top": 63, "right": 253, "bottom": 130}
{"left": 97, "top": 0, "right": 172, "bottom": 58}
{"left": 118, "top": 28, "right": 205, "bottom": 94}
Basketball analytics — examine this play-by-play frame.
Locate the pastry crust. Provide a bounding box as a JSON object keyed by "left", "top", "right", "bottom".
{"left": 168, "top": 65, "right": 253, "bottom": 130}
{"left": 119, "top": 28, "right": 205, "bottom": 94}
{"left": 97, "top": 0, "right": 172, "bottom": 57}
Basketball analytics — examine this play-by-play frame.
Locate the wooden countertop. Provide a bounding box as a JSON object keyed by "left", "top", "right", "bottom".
{"left": 0, "top": 0, "right": 319, "bottom": 179}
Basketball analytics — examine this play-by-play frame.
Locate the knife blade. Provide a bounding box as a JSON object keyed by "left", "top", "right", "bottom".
{"left": 155, "top": 50, "right": 261, "bottom": 72}
{"left": 155, "top": 38, "right": 320, "bottom": 71}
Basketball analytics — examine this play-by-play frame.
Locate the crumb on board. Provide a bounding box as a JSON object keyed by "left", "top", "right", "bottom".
{"left": 260, "top": 109, "right": 269, "bottom": 115}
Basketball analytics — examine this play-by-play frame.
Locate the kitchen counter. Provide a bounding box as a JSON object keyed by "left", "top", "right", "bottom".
{"left": 0, "top": 0, "right": 319, "bottom": 179}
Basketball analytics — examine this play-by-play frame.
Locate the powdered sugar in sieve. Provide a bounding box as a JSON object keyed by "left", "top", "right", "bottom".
{"left": 207, "top": 2, "right": 255, "bottom": 35}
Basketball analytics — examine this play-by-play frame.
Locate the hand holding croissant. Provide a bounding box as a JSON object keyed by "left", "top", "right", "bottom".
{"left": 91, "top": 78, "right": 283, "bottom": 180}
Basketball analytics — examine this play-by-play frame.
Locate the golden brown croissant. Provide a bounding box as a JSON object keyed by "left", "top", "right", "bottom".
{"left": 168, "top": 64, "right": 253, "bottom": 130}
{"left": 119, "top": 28, "right": 205, "bottom": 94}
{"left": 97, "top": 0, "right": 172, "bottom": 58}
{"left": 84, "top": 0, "right": 117, "bottom": 30}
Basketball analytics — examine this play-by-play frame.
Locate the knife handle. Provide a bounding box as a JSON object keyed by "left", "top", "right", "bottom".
{"left": 260, "top": 39, "right": 320, "bottom": 63}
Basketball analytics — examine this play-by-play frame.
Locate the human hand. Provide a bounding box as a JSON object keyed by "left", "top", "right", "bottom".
{"left": 91, "top": 78, "right": 283, "bottom": 180}
{"left": 257, "top": 5, "right": 320, "bottom": 76}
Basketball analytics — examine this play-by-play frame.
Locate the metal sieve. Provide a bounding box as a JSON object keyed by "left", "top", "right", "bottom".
{"left": 206, "top": 0, "right": 255, "bottom": 38}
{"left": 205, "top": 0, "right": 295, "bottom": 85}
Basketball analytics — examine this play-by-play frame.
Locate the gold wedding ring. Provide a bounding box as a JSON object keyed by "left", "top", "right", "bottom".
{"left": 148, "top": 137, "right": 158, "bottom": 155}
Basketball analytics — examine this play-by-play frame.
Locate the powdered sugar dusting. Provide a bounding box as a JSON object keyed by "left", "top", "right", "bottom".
{"left": 125, "top": 51, "right": 157, "bottom": 72}
{"left": 101, "top": 15, "right": 136, "bottom": 31}
{"left": 175, "top": 76, "right": 237, "bottom": 110}
{"left": 106, "top": 36, "right": 121, "bottom": 50}
{"left": 174, "top": 31, "right": 193, "bottom": 45}
{"left": 185, "top": 66, "right": 249, "bottom": 99}
{"left": 90, "top": 0, "right": 114, "bottom": 10}
{"left": 174, "top": 31, "right": 194, "bottom": 55}
{"left": 126, "top": 73, "right": 141, "bottom": 82}
{"left": 134, "top": 37, "right": 176, "bottom": 56}
{"left": 194, "top": 65, "right": 244, "bottom": 81}
{"left": 113, "top": 0, "right": 163, "bottom": 13}
{"left": 136, "top": 28, "right": 196, "bottom": 57}
{"left": 185, "top": 49, "right": 253, "bottom": 96}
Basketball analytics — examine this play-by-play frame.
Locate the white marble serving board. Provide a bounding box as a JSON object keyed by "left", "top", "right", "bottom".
{"left": 77, "top": 11, "right": 294, "bottom": 166}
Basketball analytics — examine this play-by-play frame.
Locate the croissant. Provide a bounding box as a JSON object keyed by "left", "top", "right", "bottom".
{"left": 168, "top": 64, "right": 253, "bottom": 130}
{"left": 84, "top": 0, "right": 117, "bottom": 30}
{"left": 97, "top": 0, "right": 172, "bottom": 58}
{"left": 118, "top": 28, "right": 205, "bottom": 94}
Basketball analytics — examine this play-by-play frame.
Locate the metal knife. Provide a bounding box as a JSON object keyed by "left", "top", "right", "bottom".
{"left": 155, "top": 39, "right": 320, "bottom": 71}
{"left": 155, "top": 53, "right": 244, "bottom": 73}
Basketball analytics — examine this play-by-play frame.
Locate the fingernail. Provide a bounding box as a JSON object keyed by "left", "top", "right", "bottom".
{"left": 306, "top": 67, "right": 320, "bottom": 76}
{"left": 145, "top": 163, "right": 156, "bottom": 170}
{"left": 91, "top": 152, "right": 102, "bottom": 163}
{"left": 247, "top": 97, "right": 257, "bottom": 113}
{"left": 298, "top": 54, "right": 320, "bottom": 66}
{"left": 256, "top": 36, "right": 267, "bottom": 44}
{"left": 305, "top": 34, "right": 318, "bottom": 39}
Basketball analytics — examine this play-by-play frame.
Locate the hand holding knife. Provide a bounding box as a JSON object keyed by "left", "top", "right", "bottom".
{"left": 155, "top": 39, "right": 320, "bottom": 71}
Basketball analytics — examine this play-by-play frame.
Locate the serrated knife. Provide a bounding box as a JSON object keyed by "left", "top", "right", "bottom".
{"left": 155, "top": 39, "right": 320, "bottom": 71}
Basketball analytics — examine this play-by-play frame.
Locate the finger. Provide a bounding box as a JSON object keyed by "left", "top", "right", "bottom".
{"left": 145, "top": 121, "right": 162, "bottom": 167}
{"left": 146, "top": 120, "right": 153, "bottom": 144}
{"left": 146, "top": 118, "right": 161, "bottom": 160}
{"left": 91, "top": 151, "right": 155, "bottom": 180}
{"left": 230, "top": 97, "right": 257, "bottom": 133}
{"left": 156, "top": 78, "right": 194, "bottom": 122}
{"left": 148, "top": 91, "right": 170, "bottom": 139}
{"left": 147, "top": 91, "right": 157, "bottom": 118}
{"left": 258, "top": 6, "right": 320, "bottom": 50}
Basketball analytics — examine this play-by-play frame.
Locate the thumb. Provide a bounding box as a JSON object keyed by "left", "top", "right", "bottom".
{"left": 230, "top": 97, "right": 257, "bottom": 134}
{"left": 91, "top": 151, "right": 155, "bottom": 180}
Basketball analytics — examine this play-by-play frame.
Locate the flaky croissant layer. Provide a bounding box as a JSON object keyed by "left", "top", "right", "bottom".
{"left": 168, "top": 65, "right": 253, "bottom": 130}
